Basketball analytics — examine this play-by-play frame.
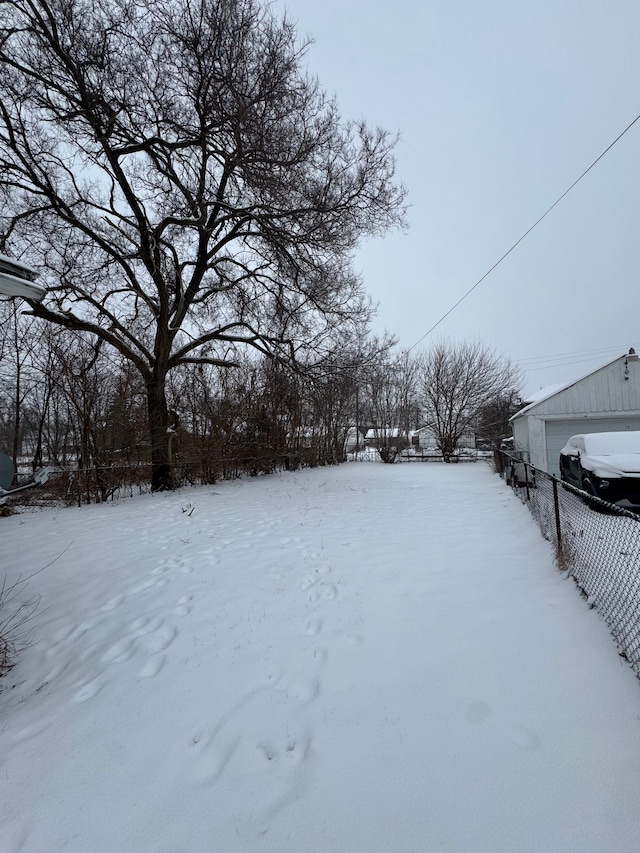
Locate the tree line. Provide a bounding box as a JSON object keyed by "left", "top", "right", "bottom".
{"left": 1, "top": 0, "right": 521, "bottom": 502}
{"left": 0, "top": 0, "right": 406, "bottom": 491}
{"left": 1, "top": 297, "right": 521, "bottom": 504}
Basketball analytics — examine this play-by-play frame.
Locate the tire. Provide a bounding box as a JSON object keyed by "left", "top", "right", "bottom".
{"left": 582, "top": 476, "right": 610, "bottom": 513}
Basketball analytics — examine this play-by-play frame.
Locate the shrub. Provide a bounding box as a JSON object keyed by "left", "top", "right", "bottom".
{"left": 0, "top": 575, "right": 39, "bottom": 677}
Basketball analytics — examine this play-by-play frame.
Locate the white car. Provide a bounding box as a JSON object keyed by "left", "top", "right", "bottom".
{"left": 559, "top": 431, "right": 640, "bottom": 508}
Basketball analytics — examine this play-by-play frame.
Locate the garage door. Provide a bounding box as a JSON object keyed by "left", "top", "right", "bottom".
{"left": 545, "top": 417, "right": 640, "bottom": 477}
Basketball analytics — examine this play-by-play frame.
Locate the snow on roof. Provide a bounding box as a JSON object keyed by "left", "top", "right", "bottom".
{"left": 523, "top": 383, "right": 565, "bottom": 405}
{"left": 0, "top": 253, "right": 45, "bottom": 302}
{"left": 365, "top": 427, "right": 401, "bottom": 439}
{"left": 512, "top": 352, "right": 636, "bottom": 419}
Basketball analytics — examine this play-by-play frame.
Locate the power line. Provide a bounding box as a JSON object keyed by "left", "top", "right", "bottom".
{"left": 521, "top": 354, "right": 627, "bottom": 373}
{"left": 516, "top": 344, "right": 634, "bottom": 367}
{"left": 407, "top": 112, "right": 640, "bottom": 352}
{"left": 517, "top": 345, "right": 622, "bottom": 363}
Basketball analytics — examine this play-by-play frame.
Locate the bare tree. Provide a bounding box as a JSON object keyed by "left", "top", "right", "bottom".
{"left": 0, "top": 301, "right": 45, "bottom": 480}
{"left": 418, "top": 341, "right": 521, "bottom": 462}
{"left": 362, "top": 349, "right": 418, "bottom": 463}
{"left": 476, "top": 389, "right": 523, "bottom": 449}
{"left": 0, "top": 0, "right": 406, "bottom": 490}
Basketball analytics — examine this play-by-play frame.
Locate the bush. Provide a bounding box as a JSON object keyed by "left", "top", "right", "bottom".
{"left": 0, "top": 574, "right": 39, "bottom": 677}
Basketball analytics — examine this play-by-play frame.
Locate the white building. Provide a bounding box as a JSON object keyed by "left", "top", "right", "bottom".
{"left": 510, "top": 349, "right": 640, "bottom": 476}
{"left": 364, "top": 427, "right": 407, "bottom": 447}
{"left": 410, "top": 426, "right": 476, "bottom": 450}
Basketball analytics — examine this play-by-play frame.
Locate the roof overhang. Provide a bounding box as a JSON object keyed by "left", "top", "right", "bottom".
{"left": 0, "top": 254, "right": 45, "bottom": 302}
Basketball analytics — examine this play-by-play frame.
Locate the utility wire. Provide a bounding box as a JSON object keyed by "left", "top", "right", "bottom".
{"left": 407, "top": 112, "right": 640, "bottom": 352}
{"left": 516, "top": 344, "right": 628, "bottom": 364}
{"left": 522, "top": 354, "right": 628, "bottom": 373}
{"left": 516, "top": 344, "right": 635, "bottom": 367}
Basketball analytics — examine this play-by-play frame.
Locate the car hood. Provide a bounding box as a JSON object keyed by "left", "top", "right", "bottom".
{"left": 582, "top": 452, "right": 640, "bottom": 476}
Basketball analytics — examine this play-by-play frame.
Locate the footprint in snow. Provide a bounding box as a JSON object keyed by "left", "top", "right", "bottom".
{"left": 275, "top": 674, "right": 320, "bottom": 705}
{"left": 464, "top": 701, "right": 492, "bottom": 724}
{"left": 193, "top": 730, "right": 312, "bottom": 820}
{"left": 193, "top": 736, "right": 237, "bottom": 784}
{"left": 72, "top": 673, "right": 107, "bottom": 704}
{"left": 43, "top": 661, "right": 70, "bottom": 683}
{"left": 463, "top": 702, "right": 541, "bottom": 749}
{"left": 99, "top": 593, "right": 125, "bottom": 612}
{"left": 11, "top": 720, "right": 50, "bottom": 744}
{"left": 190, "top": 674, "right": 317, "bottom": 795}
{"left": 101, "top": 636, "right": 136, "bottom": 664}
{"left": 64, "top": 614, "right": 108, "bottom": 644}
{"left": 306, "top": 581, "right": 336, "bottom": 602}
{"left": 343, "top": 632, "right": 363, "bottom": 645}
{"left": 52, "top": 624, "right": 76, "bottom": 643}
{"left": 312, "top": 646, "right": 328, "bottom": 665}
{"left": 139, "top": 625, "right": 177, "bottom": 655}
{"left": 131, "top": 614, "right": 164, "bottom": 635}
{"left": 98, "top": 615, "right": 176, "bottom": 671}
{"left": 257, "top": 735, "right": 311, "bottom": 766}
{"left": 303, "top": 616, "right": 323, "bottom": 636}
{"left": 253, "top": 735, "right": 313, "bottom": 820}
{"left": 125, "top": 575, "right": 169, "bottom": 598}
{"left": 505, "top": 724, "right": 540, "bottom": 750}
{"left": 174, "top": 595, "right": 193, "bottom": 617}
{"left": 139, "top": 655, "right": 166, "bottom": 679}
{"left": 100, "top": 615, "right": 166, "bottom": 665}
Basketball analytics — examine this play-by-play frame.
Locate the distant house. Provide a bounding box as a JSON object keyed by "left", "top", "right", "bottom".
{"left": 364, "top": 428, "right": 407, "bottom": 448}
{"left": 344, "top": 427, "right": 364, "bottom": 453}
{"left": 410, "top": 426, "right": 476, "bottom": 451}
{"left": 510, "top": 349, "right": 640, "bottom": 476}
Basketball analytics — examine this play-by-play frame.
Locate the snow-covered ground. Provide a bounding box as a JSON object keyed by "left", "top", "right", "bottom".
{"left": 2, "top": 462, "right": 640, "bottom": 853}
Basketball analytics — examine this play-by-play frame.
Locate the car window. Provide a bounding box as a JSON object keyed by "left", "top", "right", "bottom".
{"left": 564, "top": 437, "right": 582, "bottom": 454}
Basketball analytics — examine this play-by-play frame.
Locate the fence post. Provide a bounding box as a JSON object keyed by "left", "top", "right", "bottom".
{"left": 552, "top": 478, "right": 563, "bottom": 557}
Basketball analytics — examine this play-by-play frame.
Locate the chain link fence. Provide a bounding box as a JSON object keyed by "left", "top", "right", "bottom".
{"left": 496, "top": 450, "right": 640, "bottom": 677}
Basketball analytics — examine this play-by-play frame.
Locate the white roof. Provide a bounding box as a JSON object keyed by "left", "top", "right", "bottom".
{"left": 522, "top": 383, "right": 565, "bottom": 406}
{"left": 0, "top": 254, "right": 45, "bottom": 302}
{"left": 365, "top": 428, "right": 400, "bottom": 439}
{"left": 511, "top": 353, "right": 636, "bottom": 419}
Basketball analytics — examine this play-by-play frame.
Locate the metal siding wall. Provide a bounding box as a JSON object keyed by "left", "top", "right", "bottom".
{"left": 528, "top": 417, "right": 547, "bottom": 470}
{"left": 534, "top": 357, "right": 640, "bottom": 417}
{"left": 512, "top": 418, "right": 528, "bottom": 454}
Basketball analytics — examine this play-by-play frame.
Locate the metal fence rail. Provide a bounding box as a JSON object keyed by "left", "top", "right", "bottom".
{"left": 496, "top": 451, "right": 640, "bottom": 677}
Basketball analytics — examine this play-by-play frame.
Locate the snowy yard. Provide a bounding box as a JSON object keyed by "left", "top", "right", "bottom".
{"left": 2, "top": 462, "right": 640, "bottom": 853}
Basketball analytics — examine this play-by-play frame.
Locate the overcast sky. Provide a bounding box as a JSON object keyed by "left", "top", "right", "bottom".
{"left": 275, "top": 0, "right": 640, "bottom": 397}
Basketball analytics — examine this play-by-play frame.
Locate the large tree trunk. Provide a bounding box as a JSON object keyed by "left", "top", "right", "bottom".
{"left": 146, "top": 371, "right": 173, "bottom": 492}
{"left": 439, "top": 434, "right": 457, "bottom": 463}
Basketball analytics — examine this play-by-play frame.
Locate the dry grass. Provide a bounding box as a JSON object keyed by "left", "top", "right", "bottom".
{"left": 0, "top": 575, "right": 40, "bottom": 677}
